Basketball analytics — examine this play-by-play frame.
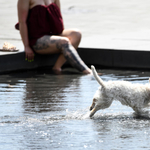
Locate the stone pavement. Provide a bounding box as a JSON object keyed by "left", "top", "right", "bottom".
{"left": 1, "top": 0, "right": 150, "bottom": 73}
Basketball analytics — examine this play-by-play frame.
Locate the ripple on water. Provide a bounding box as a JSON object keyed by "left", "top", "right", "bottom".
{"left": 0, "top": 69, "right": 150, "bottom": 150}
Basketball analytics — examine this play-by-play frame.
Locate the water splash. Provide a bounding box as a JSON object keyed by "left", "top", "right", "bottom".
{"left": 133, "top": 110, "right": 150, "bottom": 119}
{"left": 65, "top": 107, "right": 91, "bottom": 120}
{"left": 45, "top": 108, "right": 150, "bottom": 122}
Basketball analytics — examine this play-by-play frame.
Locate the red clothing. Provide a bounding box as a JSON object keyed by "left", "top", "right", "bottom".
{"left": 15, "top": 3, "right": 64, "bottom": 47}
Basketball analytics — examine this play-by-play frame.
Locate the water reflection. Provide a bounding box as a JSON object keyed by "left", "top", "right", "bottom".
{"left": 0, "top": 68, "right": 150, "bottom": 150}
{"left": 23, "top": 76, "right": 67, "bottom": 113}
{"left": 7, "top": 69, "right": 82, "bottom": 113}
{"left": 91, "top": 113, "right": 150, "bottom": 149}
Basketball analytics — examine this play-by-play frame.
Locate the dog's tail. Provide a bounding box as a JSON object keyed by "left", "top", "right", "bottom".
{"left": 91, "top": 65, "right": 105, "bottom": 87}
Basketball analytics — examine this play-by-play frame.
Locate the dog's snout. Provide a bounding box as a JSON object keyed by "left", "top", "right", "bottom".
{"left": 89, "top": 98, "right": 97, "bottom": 111}
{"left": 90, "top": 106, "right": 93, "bottom": 111}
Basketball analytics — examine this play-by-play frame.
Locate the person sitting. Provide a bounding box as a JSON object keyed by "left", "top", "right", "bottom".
{"left": 15, "top": 0, "right": 92, "bottom": 74}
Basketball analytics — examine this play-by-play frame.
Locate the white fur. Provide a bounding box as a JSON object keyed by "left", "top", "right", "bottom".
{"left": 90, "top": 65, "right": 150, "bottom": 117}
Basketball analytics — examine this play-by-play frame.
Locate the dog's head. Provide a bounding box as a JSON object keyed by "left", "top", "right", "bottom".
{"left": 89, "top": 88, "right": 113, "bottom": 117}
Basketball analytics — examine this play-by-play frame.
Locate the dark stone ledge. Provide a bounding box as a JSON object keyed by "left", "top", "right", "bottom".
{"left": 0, "top": 47, "right": 150, "bottom": 74}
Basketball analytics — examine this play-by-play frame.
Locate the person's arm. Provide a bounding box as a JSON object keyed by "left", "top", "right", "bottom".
{"left": 55, "top": 0, "right": 61, "bottom": 10}
{"left": 17, "top": 0, "right": 34, "bottom": 61}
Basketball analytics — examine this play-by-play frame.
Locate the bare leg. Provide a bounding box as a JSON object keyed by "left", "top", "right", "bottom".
{"left": 52, "top": 54, "right": 66, "bottom": 71}
{"left": 53, "top": 29, "right": 82, "bottom": 71}
{"left": 33, "top": 35, "right": 91, "bottom": 74}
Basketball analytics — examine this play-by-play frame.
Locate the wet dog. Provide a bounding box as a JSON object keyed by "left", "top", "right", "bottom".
{"left": 89, "top": 65, "right": 150, "bottom": 117}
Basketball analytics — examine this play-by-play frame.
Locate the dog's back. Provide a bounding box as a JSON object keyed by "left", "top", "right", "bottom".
{"left": 90, "top": 66, "right": 150, "bottom": 117}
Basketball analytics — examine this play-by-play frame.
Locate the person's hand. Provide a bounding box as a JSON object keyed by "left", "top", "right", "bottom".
{"left": 25, "top": 46, "right": 34, "bottom": 62}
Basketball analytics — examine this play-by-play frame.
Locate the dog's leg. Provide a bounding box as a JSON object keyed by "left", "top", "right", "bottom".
{"left": 133, "top": 107, "right": 142, "bottom": 114}
{"left": 90, "top": 98, "right": 97, "bottom": 111}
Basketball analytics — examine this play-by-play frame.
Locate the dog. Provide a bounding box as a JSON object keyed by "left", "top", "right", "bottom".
{"left": 89, "top": 65, "right": 150, "bottom": 117}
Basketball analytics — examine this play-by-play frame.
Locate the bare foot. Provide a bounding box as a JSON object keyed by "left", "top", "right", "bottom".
{"left": 52, "top": 66, "right": 62, "bottom": 71}
{"left": 52, "top": 67, "right": 62, "bottom": 75}
{"left": 83, "top": 69, "right": 103, "bottom": 75}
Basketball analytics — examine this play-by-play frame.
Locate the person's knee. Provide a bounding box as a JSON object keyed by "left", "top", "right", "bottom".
{"left": 72, "top": 29, "right": 82, "bottom": 40}
{"left": 60, "top": 37, "right": 70, "bottom": 45}
{"left": 76, "top": 30, "right": 82, "bottom": 39}
{"left": 57, "top": 37, "right": 70, "bottom": 51}
{"left": 67, "top": 29, "right": 82, "bottom": 48}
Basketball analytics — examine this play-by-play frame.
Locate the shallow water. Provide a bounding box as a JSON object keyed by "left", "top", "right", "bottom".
{"left": 0, "top": 68, "right": 150, "bottom": 150}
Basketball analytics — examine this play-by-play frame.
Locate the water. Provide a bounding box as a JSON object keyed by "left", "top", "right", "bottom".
{"left": 0, "top": 68, "right": 150, "bottom": 150}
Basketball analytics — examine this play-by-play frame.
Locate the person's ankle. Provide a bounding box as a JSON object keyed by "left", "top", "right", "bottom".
{"left": 82, "top": 69, "right": 92, "bottom": 74}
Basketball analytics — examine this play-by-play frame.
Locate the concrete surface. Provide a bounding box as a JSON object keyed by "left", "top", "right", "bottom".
{"left": 1, "top": 0, "right": 150, "bottom": 73}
